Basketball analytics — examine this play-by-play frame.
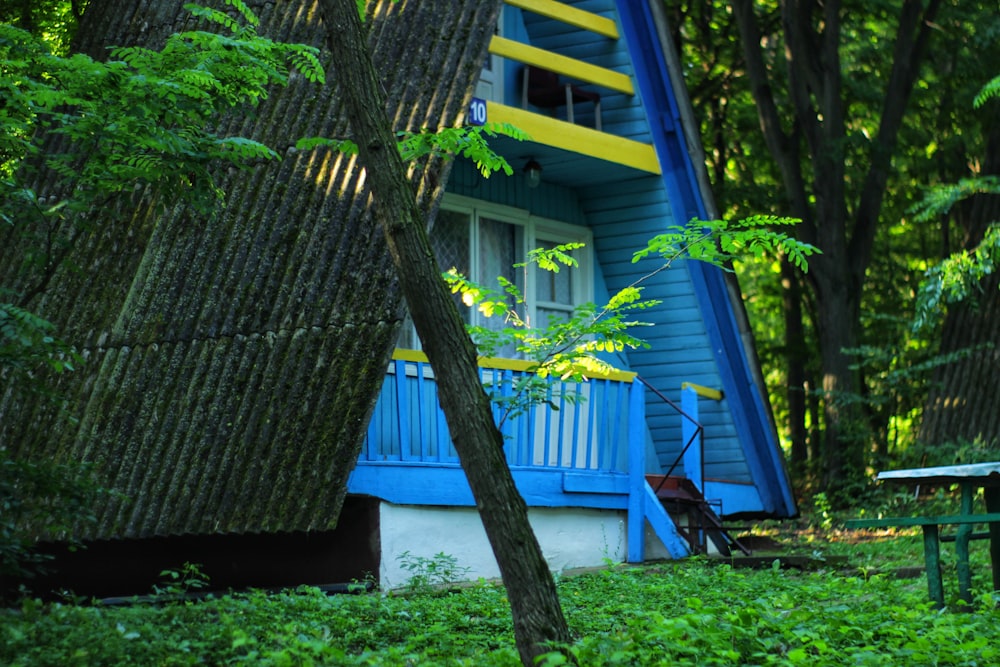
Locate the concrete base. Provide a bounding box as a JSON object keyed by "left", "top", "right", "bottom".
{"left": 378, "top": 502, "right": 627, "bottom": 589}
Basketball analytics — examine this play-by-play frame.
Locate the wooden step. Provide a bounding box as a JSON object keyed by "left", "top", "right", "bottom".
{"left": 645, "top": 475, "right": 750, "bottom": 557}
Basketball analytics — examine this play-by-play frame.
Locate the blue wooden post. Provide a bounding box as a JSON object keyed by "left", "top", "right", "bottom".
{"left": 394, "top": 359, "right": 410, "bottom": 461}
{"left": 681, "top": 385, "right": 703, "bottom": 493}
{"left": 415, "top": 361, "right": 428, "bottom": 461}
{"left": 627, "top": 379, "right": 646, "bottom": 562}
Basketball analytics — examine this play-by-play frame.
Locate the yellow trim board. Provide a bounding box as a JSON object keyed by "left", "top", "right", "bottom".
{"left": 487, "top": 102, "right": 661, "bottom": 174}
{"left": 505, "top": 0, "right": 619, "bottom": 39}
{"left": 392, "top": 348, "right": 434, "bottom": 364}
{"left": 489, "top": 36, "right": 633, "bottom": 94}
{"left": 392, "top": 348, "right": 637, "bottom": 383}
{"left": 681, "top": 382, "right": 724, "bottom": 401}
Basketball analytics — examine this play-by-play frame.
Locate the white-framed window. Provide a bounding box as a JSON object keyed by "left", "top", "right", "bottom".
{"left": 398, "top": 194, "right": 593, "bottom": 355}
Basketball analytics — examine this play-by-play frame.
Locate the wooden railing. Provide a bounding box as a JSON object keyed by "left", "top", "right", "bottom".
{"left": 357, "top": 349, "right": 696, "bottom": 560}
{"left": 362, "top": 350, "right": 636, "bottom": 473}
{"left": 477, "top": 0, "right": 661, "bottom": 174}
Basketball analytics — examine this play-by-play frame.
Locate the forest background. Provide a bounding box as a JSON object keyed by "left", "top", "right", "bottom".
{"left": 663, "top": 0, "right": 1000, "bottom": 501}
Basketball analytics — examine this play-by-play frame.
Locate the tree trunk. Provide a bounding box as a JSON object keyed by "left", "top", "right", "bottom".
{"left": 813, "top": 273, "right": 864, "bottom": 490}
{"left": 315, "top": 1, "right": 573, "bottom": 664}
{"left": 781, "top": 258, "right": 809, "bottom": 479}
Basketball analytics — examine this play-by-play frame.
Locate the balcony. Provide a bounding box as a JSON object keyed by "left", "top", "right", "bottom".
{"left": 348, "top": 349, "right": 740, "bottom": 559}
{"left": 475, "top": 0, "right": 662, "bottom": 180}
{"left": 360, "top": 350, "right": 637, "bottom": 475}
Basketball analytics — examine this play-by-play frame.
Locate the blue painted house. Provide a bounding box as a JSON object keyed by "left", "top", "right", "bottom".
{"left": 347, "top": 0, "right": 797, "bottom": 586}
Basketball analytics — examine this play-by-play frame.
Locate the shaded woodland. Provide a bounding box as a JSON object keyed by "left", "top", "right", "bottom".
{"left": 665, "top": 0, "right": 1000, "bottom": 497}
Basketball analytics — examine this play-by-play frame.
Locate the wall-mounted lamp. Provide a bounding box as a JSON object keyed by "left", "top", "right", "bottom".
{"left": 524, "top": 159, "right": 542, "bottom": 189}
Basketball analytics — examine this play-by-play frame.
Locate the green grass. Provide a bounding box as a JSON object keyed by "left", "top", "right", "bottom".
{"left": 3, "top": 526, "right": 999, "bottom": 666}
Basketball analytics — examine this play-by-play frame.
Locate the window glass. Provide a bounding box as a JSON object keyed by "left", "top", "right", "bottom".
{"left": 535, "top": 240, "right": 573, "bottom": 305}
{"left": 396, "top": 210, "right": 471, "bottom": 349}
{"left": 535, "top": 239, "right": 577, "bottom": 328}
{"left": 478, "top": 217, "right": 522, "bottom": 357}
{"left": 396, "top": 200, "right": 590, "bottom": 358}
{"left": 431, "top": 209, "right": 473, "bottom": 325}
{"left": 478, "top": 217, "right": 518, "bottom": 293}
{"left": 431, "top": 210, "right": 471, "bottom": 280}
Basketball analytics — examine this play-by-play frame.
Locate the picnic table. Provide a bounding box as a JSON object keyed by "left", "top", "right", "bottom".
{"left": 845, "top": 462, "right": 1000, "bottom": 607}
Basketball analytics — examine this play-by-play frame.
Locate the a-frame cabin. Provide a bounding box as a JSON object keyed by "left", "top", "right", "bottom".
{"left": 348, "top": 0, "right": 797, "bottom": 587}
{"left": 1, "top": 0, "right": 795, "bottom": 598}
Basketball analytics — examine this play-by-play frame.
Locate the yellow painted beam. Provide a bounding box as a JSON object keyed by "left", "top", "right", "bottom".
{"left": 393, "top": 348, "right": 637, "bottom": 383}
{"left": 681, "top": 382, "right": 724, "bottom": 401}
{"left": 489, "top": 36, "right": 633, "bottom": 94}
{"left": 392, "top": 348, "right": 433, "bottom": 364}
{"left": 487, "top": 101, "right": 661, "bottom": 174}
{"left": 505, "top": 0, "right": 619, "bottom": 39}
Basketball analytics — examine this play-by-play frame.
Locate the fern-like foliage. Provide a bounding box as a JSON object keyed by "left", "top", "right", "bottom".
{"left": 1, "top": 2, "right": 326, "bottom": 388}
{"left": 396, "top": 123, "right": 529, "bottom": 177}
{"left": 444, "top": 242, "right": 658, "bottom": 422}
{"left": 0, "top": 302, "right": 79, "bottom": 375}
{"left": 633, "top": 215, "right": 818, "bottom": 272}
{"left": 300, "top": 123, "right": 529, "bottom": 178}
{"left": 908, "top": 74, "right": 1000, "bottom": 332}
{"left": 295, "top": 137, "right": 360, "bottom": 154}
{"left": 908, "top": 176, "right": 1000, "bottom": 223}
{"left": 442, "top": 216, "right": 817, "bottom": 422}
{"left": 973, "top": 74, "right": 1000, "bottom": 109}
{"left": 913, "top": 224, "right": 1000, "bottom": 332}
{"left": 4, "top": 1, "right": 325, "bottom": 222}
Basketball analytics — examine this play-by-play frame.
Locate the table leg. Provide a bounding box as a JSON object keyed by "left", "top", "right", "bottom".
{"left": 986, "top": 487, "right": 1000, "bottom": 593}
{"left": 956, "top": 483, "right": 974, "bottom": 603}
{"left": 922, "top": 523, "right": 944, "bottom": 608}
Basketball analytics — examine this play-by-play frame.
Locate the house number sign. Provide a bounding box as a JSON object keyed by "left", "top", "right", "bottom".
{"left": 468, "top": 97, "right": 487, "bottom": 126}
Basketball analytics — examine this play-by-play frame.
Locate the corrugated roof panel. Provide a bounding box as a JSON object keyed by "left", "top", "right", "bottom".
{"left": 0, "top": 0, "right": 498, "bottom": 540}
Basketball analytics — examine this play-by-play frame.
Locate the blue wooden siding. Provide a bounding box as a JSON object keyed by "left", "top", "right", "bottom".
{"left": 446, "top": 163, "right": 586, "bottom": 224}
{"left": 363, "top": 0, "right": 796, "bottom": 513}
{"left": 581, "top": 177, "right": 753, "bottom": 484}
{"left": 450, "top": 0, "right": 763, "bottom": 486}
{"left": 447, "top": 154, "right": 754, "bottom": 484}
{"left": 363, "top": 358, "right": 632, "bottom": 473}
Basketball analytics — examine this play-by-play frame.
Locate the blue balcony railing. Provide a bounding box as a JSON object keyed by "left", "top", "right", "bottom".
{"left": 362, "top": 350, "right": 635, "bottom": 473}
{"left": 355, "top": 349, "right": 696, "bottom": 560}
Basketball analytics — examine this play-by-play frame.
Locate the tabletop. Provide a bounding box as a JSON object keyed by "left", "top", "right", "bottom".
{"left": 876, "top": 462, "right": 1000, "bottom": 486}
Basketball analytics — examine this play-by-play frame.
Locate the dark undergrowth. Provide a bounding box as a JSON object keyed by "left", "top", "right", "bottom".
{"left": 3, "top": 515, "right": 999, "bottom": 666}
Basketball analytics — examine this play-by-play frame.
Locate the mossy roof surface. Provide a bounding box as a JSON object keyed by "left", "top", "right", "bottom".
{"left": 0, "top": 0, "right": 484, "bottom": 539}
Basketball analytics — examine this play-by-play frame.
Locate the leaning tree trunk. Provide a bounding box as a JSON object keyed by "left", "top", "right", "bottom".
{"left": 919, "top": 116, "right": 1000, "bottom": 451}
{"left": 315, "top": 1, "right": 573, "bottom": 665}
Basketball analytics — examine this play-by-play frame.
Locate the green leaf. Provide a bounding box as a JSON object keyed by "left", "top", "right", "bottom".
{"left": 973, "top": 74, "right": 1000, "bottom": 109}
{"left": 295, "top": 136, "right": 359, "bottom": 154}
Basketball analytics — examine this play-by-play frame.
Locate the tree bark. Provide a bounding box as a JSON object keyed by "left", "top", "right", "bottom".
{"left": 781, "top": 257, "right": 809, "bottom": 478}
{"left": 315, "top": 1, "right": 573, "bottom": 664}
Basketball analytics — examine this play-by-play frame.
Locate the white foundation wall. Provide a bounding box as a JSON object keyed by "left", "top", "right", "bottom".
{"left": 378, "top": 503, "right": 627, "bottom": 589}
